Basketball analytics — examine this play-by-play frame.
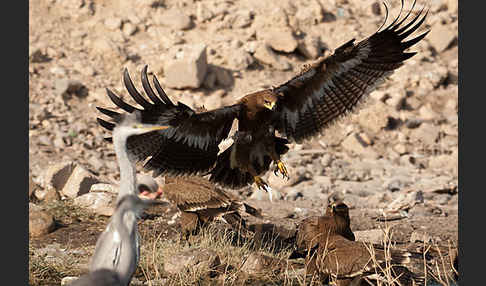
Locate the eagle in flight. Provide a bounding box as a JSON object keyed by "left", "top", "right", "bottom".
{"left": 97, "top": 0, "right": 429, "bottom": 196}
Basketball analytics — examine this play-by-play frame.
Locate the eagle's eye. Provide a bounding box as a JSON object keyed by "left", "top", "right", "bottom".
{"left": 264, "top": 100, "right": 270, "bottom": 104}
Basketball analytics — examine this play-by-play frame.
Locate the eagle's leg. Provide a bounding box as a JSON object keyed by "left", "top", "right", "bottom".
{"left": 253, "top": 176, "right": 273, "bottom": 202}
{"left": 273, "top": 160, "right": 289, "bottom": 180}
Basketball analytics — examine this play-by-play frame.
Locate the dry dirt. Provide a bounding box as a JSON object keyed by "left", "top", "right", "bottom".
{"left": 29, "top": 0, "right": 458, "bottom": 285}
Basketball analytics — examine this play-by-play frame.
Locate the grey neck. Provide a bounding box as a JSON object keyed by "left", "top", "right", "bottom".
{"left": 113, "top": 134, "right": 137, "bottom": 203}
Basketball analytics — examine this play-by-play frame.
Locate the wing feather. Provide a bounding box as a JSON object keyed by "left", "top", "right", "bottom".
{"left": 273, "top": 0, "right": 429, "bottom": 143}
{"left": 97, "top": 65, "right": 242, "bottom": 177}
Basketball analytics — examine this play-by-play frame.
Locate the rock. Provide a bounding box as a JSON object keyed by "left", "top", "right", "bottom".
{"left": 410, "top": 231, "right": 432, "bottom": 244}
{"left": 341, "top": 133, "right": 378, "bottom": 158}
{"left": 253, "top": 43, "right": 291, "bottom": 71}
{"left": 427, "top": 22, "right": 457, "bottom": 53}
{"left": 409, "top": 123, "right": 440, "bottom": 146}
{"left": 241, "top": 252, "right": 286, "bottom": 275}
{"left": 226, "top": 10, "right": 254, "bottom": 29}
{"left": 354, "top": 229, "right": 385, "bottom": 244}
{"left": 156, "top": 9, "right": 192, "bottom": 30}
{"left": 54, "top": 79, "right": 87, "bottom": 98}
{"left": 42, "top": 161, "right": 76, "bottom": 191}
{"left": 295, "top": 5, "right": 323, "bottom": 27}
{"left": 29, "top": 47, "right": 50, "bottom": 63}
{"left": 90, "top": 183, "right": 118, "bottom": 194}
{"left": 297, "top": 35, "right": 323, "bottom": 59}
{"left": 73, "top": 192, "right": 115, "bottom": 216}
{"left": 122, "top": 22, "right": 137, "bottom": 37}
{"left": 49, "top": 66, "right": 67, "bottom": 77}
{"left": 357, "top": 101, "right": 395, "bottom": 133}
{"left": 163, "top": 248, "right": 220, "bottom": 275}
{"left": 104, "top": 17, "right": 122, "bottom": 30}
{"left": 196, "top": 2, "right": 214, "bottom": 22}
{"left": 61, "top": 165, "right": 99, "bottom": 198}
{"left": 418, "top": 104, "right": 439, "bottom": 121}
{"left": 258, "top": 28, "right": 298, "bottom": 53}
{"left": 226, "top": 49, "right": 255, "bottom": 70}
{"left": 29, "top": 204, "right": 56, "bottom": 237}
{"left": 393, "top": 143, "right": 408, "bottom": 155}
{"left": 44, "top": 187, "right": 61, "bottom": 202}
{"left": 164, "top": 44, "right": 208, "bottom": 89}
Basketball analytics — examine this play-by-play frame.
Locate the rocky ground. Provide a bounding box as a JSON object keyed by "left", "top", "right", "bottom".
{"left": 29, "top": 0, "right": 458, "bottom": 285}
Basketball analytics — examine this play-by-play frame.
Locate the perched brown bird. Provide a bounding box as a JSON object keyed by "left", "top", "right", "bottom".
{"left": 310, "top": 235, "right": 424, "bottom": 286}
{"left": 289, "top": 198, "right": 355, "bottom": 260}
{"left": 161, "top": 176, "right": 262, "bottom": 240}
{"left": 97, "top": 0, "right": 429, "bottom": 196}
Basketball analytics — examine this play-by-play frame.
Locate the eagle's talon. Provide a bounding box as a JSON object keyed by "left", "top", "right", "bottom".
{"left": 275, "top": 160, "right": 289, "bottom": 180}
{"left": 254, "top": 176, "right": 269, "bottom": 191}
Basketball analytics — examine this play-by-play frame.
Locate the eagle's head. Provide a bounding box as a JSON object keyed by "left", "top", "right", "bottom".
{"left": 256, "top": 90, "right": 278, "bottom": 111}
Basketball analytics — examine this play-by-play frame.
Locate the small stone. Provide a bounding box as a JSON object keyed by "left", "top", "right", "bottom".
{"left": 104, "top": 17, "right": 122, "bottom": 30}
{"left": 253, "top": 44, "right": 291, "bottom": 71}
{"left": 122, "top": 22, "right": 137, "bottom": 37}
{"left": 427, "top": 22, "right": 457, "bottom": 53}
{"left": 226, "top": 50, "right": 254, "bottom": 70}
{"left": 418, "top": 104, "right": 439, "bottom": 121}
{"left": 61, "top": 165, "right": 99, "bottom": 198}
{"left": 164, "top": 248, "right": 220, "bottom": 275}
{"left": 196, "top": 2, "right": 214, "bottom": 22}
{"left": 157, "top": 9, "right": 192, "bottom": 30}
{"left": 393, "top": 143, "right": 408, "bottom": 155}
{"left": 73, "top": 192, "right": 115, "bottom": 216}
{"left": 297, "top": 35, "right": 323, "bottom": 59}
{"left": 241, "top": 252, "right": 285, "bottom": 275}
{"left": 259, "top": 28, "right": 298, "bottom": 53}
{"left": 29, "top": 205, "right": 56, "bottom": 237}
{"left": 50, "top": 66, "right": 67, "bottom": 76}
{"left": 90, "top": 183, "right": 118, "bottom": 194}
{"left": 41, "top": 161, "right": 76, "bottom": 191}
{"left": 54, "top": 79, "right": 87, "bottom": 98}
{"left": 371, "top": 1, "right": 382, "bottom": 15}
{"left": 164, "top": 44, "right": 208, "bottom": 89}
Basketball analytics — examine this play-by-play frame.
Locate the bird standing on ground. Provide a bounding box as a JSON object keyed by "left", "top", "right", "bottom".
{"left": 97, "top": 0, "right": 429, "bottom": 199}
{"left": 70, "top": 112, "right": 169, "bottom": 286}
{"left": 311, "top": 234, "right": 424, "bottom": 286}
{"left": 289, "top": 197, "right": 355, "bottom": 261}
{"left": 161, "top": 175, "right": 262, "bottom": 241}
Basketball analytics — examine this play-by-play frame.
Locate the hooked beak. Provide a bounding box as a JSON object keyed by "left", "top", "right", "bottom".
{"left": 264, "top": 101, "right": 276, "bottom": 111}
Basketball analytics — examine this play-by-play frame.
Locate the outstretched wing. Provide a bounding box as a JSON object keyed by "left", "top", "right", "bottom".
{"left": 97, "top": 65, "right": 242, "bottom": 176}
{"left": 272, "top": 0, "right": 429, "bottom": 143}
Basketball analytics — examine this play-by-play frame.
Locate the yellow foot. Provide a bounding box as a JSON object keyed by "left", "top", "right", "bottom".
{"left": 253, "top": 176, "right": 273, "bottom": 201}
{"left": 274, "top": 160, "right": 289, "bottom": 180}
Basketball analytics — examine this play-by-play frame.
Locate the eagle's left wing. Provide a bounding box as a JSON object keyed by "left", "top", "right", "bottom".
{"left": 272, "top": 0, "right": 429, "bottom": 143}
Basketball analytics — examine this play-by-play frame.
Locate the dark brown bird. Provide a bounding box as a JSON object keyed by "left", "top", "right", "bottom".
{"left": 161, "top": 175, "right": 262, "bottom": 240}
{"left": 97, "top": 0, "right": 429, "bottom": 196}
{"left": 309, "top": 234, "right": 424, "bottom": 286}
{"left": 290, "top": 198, "right": 355, "bottom": 260}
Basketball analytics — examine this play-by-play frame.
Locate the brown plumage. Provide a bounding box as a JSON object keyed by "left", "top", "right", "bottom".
{"left": 309, "top": 235, "right": 424, "bottom": 286}
{"left": 161, "top": 176, "right": 262, "bottom": 240}
{"left": 290, "top": 199, "right": 355, "bottom": 260}
{"left": 97, "top": 0, "right": 429, "bottom": 195}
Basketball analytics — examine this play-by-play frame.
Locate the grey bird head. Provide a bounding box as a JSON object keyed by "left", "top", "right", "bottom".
{"left": 112, "top": 111, "right": 169, "bottom": 141}
{"left": 89, "top": 194, "right": 166, "bottom": 286}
